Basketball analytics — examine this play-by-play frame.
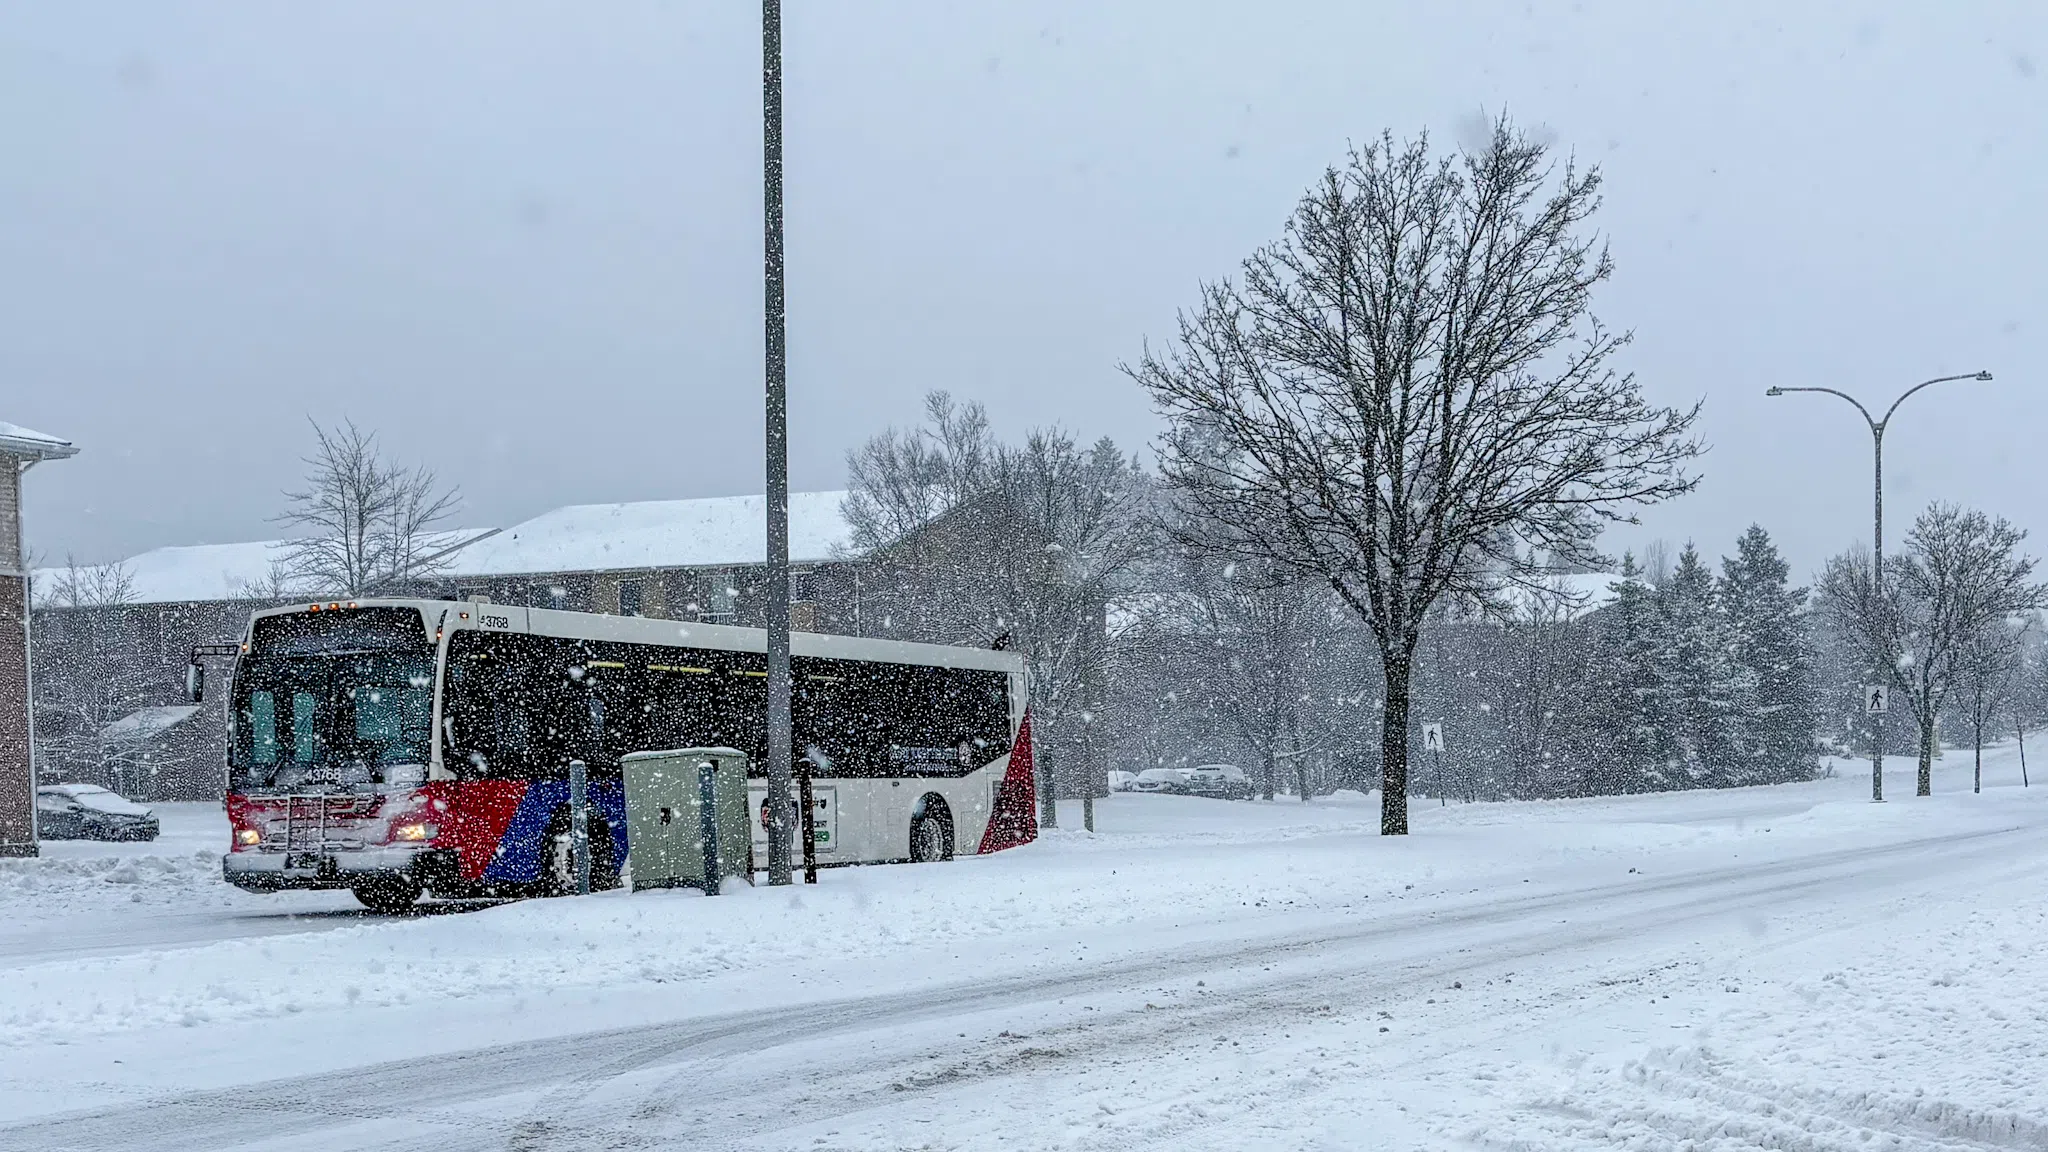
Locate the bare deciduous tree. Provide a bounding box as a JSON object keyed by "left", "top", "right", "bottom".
{"left": 1952, "top": 618, "right": 2029, "bottom": 794}
{"left": 1178, "top": 554, "right": 1320, "bottom": 801}
{"left": 1127, "top": 118, "right": 1702, "bottom": 834}
{"left": 842, "top": 393, "right": 1154, "bottom": 825}
{"left": 1820, "top": 504, "right": 2046, "bottom": 797}
{"left": 843, "top": 392, "right": 992, "bottom": 554}
{"left": 46, "top": 557, "right": 138, "bottom": 608}
{"left": 275, "top": 419, "right": 460, "bottom": 597}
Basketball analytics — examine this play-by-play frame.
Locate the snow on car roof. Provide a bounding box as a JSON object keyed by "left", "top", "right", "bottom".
{"left": 448, "top": 491, "right": 852, "bottom": 577}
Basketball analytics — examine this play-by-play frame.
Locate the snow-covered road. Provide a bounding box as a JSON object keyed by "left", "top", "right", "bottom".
{"left": 2, "top": 749, "right": 2044, "bottom": 1150}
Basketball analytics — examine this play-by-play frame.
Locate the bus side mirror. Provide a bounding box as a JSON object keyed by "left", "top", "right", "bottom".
{"left": 185, "top": 662, "right": 204, "bottom": 703}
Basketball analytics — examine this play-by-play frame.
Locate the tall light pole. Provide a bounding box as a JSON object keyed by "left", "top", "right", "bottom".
{"left": 762, "top": 0, "right": 794, "bottom": 885}
{"left": 1766, "top": 370, "right": 1992, "bottom": 802}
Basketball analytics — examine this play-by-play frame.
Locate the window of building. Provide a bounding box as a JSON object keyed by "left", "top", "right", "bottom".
{"left": 706, "top": 572, "right": 736, "bottom": 622}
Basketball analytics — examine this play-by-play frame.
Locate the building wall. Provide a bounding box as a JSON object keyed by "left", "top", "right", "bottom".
{"left": 0, "top": 573, "right": 31, "bottom": 854}
{"left": 31, "top": 600, "right": 252, "bottom": 800}
{"left": 1, "top": 457, "right": 31, "bottom": 853}
{"left": 0, "top": 464, "right": 19, "bottom": 571}
{"left": 460, "top": 562, "right": 857, "bottom": 633}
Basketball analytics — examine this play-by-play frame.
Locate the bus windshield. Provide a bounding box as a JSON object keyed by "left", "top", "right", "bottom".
{"left": 229, "top": 609, "right": 437, "bottom": 792}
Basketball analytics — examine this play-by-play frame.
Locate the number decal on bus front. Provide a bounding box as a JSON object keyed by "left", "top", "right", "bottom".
{"left": 479, "top": 614, "right": 510, "bottom": 629}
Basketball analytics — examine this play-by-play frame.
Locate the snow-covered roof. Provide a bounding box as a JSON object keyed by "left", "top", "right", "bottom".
{"left": 448, "top": 491, "right": 852, "bottom": 578}
{"left": 98, "top": 705, "right": 201, "bottom": 743}
{"left": 32, "top": 530, "right": 487, "bottom": 606}
{"left": 0, "top": 421, "right": 78, "bottom": 461}
{"left": 33, "top": 490, "right": 857, "bottom": 605}
{"left": 32, "top": 540, "right": 298, "bottom": 607}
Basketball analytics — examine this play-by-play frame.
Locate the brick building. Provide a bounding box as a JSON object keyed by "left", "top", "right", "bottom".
{"left": 3, "top": 421, "right": 78, "bottom": 856}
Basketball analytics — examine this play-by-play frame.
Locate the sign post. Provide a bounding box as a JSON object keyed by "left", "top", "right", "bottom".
{"left": 1422, "top": 722, "right": 1446, "bottom": 807}
{"left": 1863, "top": 684, "right": 1888, "bottom": 802}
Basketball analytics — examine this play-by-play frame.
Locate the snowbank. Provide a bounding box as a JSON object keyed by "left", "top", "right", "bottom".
{"left": 0, "top": 767, "right": 2034, "bottom": 1050}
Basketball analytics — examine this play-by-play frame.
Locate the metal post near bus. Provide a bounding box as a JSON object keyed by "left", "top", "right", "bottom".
{"left": 568, "top": 758, "right": 591, "bottom": 896}
{"left": 799, "top": 761, "right": 817, "bottom": 884}
{"left": 760, "top": 0, "right": 796, "bottom": 885}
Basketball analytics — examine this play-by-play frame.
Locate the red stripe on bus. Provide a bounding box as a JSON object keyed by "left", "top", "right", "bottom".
{"left": 978, "top": 709, "right": 1039, "bottom": 854}
{"left": 441, "top": 779, "right": 531, "bottom": 880}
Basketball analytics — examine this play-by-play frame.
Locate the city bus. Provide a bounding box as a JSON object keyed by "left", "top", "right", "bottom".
{"left": 205, "top": 598, "right": 1037, "bottom": 911}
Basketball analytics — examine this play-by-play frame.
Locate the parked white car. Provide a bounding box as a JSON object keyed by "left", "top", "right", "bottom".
{"left": 1184, "top": 764, "right": 1254, "bottom": 800}
{"left": 1107, "top": 770, "right": 1141, "bottom": 793}
{"left": 1128, "top": 768, "right": 1191, "bottom": 794}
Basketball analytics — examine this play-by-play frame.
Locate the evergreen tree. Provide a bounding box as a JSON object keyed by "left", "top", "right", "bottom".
{"left": 1656, "top": 544, "right": 1758, "bottom": 787}
{"left": 1586, "top": 555, "right": 1670, "bottom": 793}
{"left": 1717, "top": 525, "right": 1820, "bottom": 783}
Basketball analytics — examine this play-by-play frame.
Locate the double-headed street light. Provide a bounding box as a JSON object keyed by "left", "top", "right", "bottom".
{"left": 1766, "top": 371, "right": 1994, "bottom": 802}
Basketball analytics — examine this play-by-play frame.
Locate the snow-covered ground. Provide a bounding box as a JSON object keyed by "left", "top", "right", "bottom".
{"left": 0, "top": 746, "right": 2042, "bottom": 1150}
{"left": 0, "top": 803, "right": 368, "bottom": 965}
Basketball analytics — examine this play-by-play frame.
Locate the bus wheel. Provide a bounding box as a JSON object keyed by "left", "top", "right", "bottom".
{"left": 910, "top": 808, "right": 953, "bottom": 863}
{"left": 352, "top": 876, "right": 422, "bottom": 914}
{"left": 543, "top": 814, "right": 618, "bottom": 896}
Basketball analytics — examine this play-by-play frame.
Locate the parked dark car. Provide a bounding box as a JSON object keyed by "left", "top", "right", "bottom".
{"left": 36, "top": 784, "right": 161, "bottom": 842}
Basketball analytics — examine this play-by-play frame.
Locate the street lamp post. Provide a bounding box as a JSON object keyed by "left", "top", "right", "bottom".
{"left": 762, "top": 0, "right": 795, "bottom": 885}
{"left": 1766, "top": 371, "right": 1992, "bottom": 803}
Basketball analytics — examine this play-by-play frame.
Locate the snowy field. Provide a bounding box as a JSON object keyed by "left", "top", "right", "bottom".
{"left": 0, "top": 747, "right": 2043, "bottom": 1151}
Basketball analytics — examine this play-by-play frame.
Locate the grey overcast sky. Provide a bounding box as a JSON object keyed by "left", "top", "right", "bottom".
{"left": 3, "top": 2, "right": 2043, "bottom": 579}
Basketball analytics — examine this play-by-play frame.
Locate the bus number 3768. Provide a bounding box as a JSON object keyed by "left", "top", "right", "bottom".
{"left": 212, "top": 599, "right": 1039, "bottom": 913}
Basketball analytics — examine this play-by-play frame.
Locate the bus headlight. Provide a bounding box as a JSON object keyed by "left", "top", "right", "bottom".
{"left": 235, "top": 828, "right": 261, "bottom": 847}
{"left": 393, "top": 822, "right": 436, "bottom": 843}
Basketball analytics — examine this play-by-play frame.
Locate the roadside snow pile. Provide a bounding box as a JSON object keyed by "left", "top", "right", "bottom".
{"left": 0, "top": 850, "right": 240, "bottom": 912}
{"left": 0, "top": 803, "right": 245, "bottom": 914}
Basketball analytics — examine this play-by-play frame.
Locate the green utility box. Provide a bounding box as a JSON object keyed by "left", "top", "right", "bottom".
{"left": 620, "top": 747, "right": 752, "bottom": 894}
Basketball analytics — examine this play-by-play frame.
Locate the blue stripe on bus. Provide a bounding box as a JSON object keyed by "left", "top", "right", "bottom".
{"left": 480, "top": 779, "right": 629, "bottom": 884}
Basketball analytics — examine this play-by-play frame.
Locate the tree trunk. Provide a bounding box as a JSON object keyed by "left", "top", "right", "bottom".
{"left": 1290, "top": 710, "right": 1309, "bottom": 802}
{"left": 1038, "top": 743, "right": 1058, "bottom": 829}
{"left": 2019, "top": 714, "right": 2030, "bottom": 787}
{"left": 1260, "top": 746, "right": 1276, "bottom": 802}
{"left": 1917, "top": 719, "right": 1935, "bottom": 797}
{"left": 1973, "top": 717, "right": 1983, "bottom": 795}
{"left": 1381, "top": 657, "right": 1412, "bottom": 835}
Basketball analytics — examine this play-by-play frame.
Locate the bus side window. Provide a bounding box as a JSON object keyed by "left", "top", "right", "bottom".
{"left": 793, "top": 656, "right": 876, "bottom": 778}
{"left": 884, "top": 666, "right": 1010, "bottom": 776}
